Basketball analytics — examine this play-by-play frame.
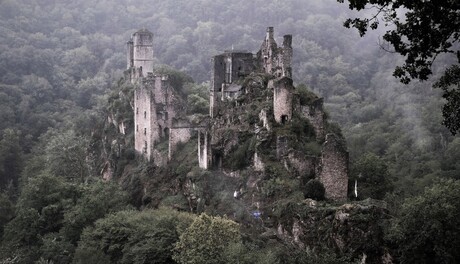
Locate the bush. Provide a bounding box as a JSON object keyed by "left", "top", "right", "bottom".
{"left": 304, "top": 179, "right": 325, "bottom": 200}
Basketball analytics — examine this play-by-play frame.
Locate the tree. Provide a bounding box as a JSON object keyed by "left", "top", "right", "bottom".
{"left": 173, "top": 213, "right": 241, "bottom": 264}
{"left": 389, "top": 179, "right": 460, "bottom": 263}
{"left": 350, "top": 153, "right": 393, "bottom": 200}
{"left": 74, "top": 208, "right": 195, "bottom": 264}
{"left": 0, "top": 128, "right": 23, "bottom": 189}
{"left": 338, "top": 0, "right": 460, "bottom": 134}
{"left": 0, "top": 192, "right": 14, "bottom": 238}
{"left": 44, "top": 130, "right": 89, "bottom": 182}
{"left": 61, "top": 180, "right": 131, "bottom": 244}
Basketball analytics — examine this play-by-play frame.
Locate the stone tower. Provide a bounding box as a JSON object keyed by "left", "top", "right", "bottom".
{"left": 127, "top": 29, "right": 154, "bottom": 82}
{"left": 128, "top": 29, "right": 184, "bottom": 163}
{"left": 128, "top": 29, "right": 155, "bottom": 159}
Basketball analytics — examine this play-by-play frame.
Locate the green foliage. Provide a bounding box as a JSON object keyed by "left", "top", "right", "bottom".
{"left": 339, "top": 0, "right": 460, "bottom": 134}
{"left": 389, "top": 179, "right": 460, "bottom": 263}
{"left": 222, "top": 242, "right": 278, "bottom": 264}
{"left": 0, "top": 0, "right": 457, "bottom": 262}
{"left": 39, "top": 233, "right": 75, "bottom": 264}
{"left": 62, "top": 180, "right": 131, "bottom": 244}
{"left": 350, "top": 153, "right": 393, "bottom": 200}
{"left": 304, "top": 179, "right": 325, "bottom": 201}
{"left": 0, "top": 208, "right": 42, "bottom": 262}
{"left": 159, "top": 194, "right": 190, "bottom": 211}
{"left": 44, "top": 130, "right": 89, "bottom": 182}
{"left": 339, "top": 0, "right": 459, "bottom": 83}
{"left": 223, "top": 134, "right": 256, "bottom": 171}
{"left": 297, "top": 83, "right": 319, "bottom": 106}
{"left": 72, "top": 247, "right": 111, "bottom": 264}
{"left": 0, "top": 128, "right": 22, "bottom": 190}
{"left": 0, "top": 192, "right": 14, "bottom": 238}
{"left": 155, "top": 65, "right": 194, "bottom": 95}
{"left": 187, "top": 93, "right": 209, "bottom": 114}
{"left": 434, "top": 65, "right": 460, "bottom": 135}
{"left": 75, "top": 208, "right": 195, "bottom": 264}
{"left": 173, "top": 213, "right": 241, "bottom": 264}
{"left": 185, "top": 83, "right": 209, "bottom": 114}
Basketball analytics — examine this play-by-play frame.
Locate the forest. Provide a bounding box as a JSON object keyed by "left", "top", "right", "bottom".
{"left": 0, "top": 0, "right": 459, "bottom": 263}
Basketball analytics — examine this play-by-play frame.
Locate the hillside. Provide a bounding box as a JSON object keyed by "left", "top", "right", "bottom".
{"left": 0, "top": 0, "right": 459, "bottom": 263}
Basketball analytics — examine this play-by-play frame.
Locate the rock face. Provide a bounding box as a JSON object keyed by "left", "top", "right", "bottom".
{"left": 276, "top": 199, "right": 393, "bottom": 264}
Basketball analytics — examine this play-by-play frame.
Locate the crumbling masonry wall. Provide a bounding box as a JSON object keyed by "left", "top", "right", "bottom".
{"left": 301, "top": 98, "right": 325, "bottom": 141}
{"left": 130, "top": 29, "right": 184, "bottom": 160}
{"left": 134, "top": 83, "right": 157, "bottom": 160}
{"left": 273, "top": 77, "right": 294, "bottom": 124}
{"left": 318, "top": 134, "right": 348, "bottom": 201}
{"left": 257, "top": 27, "right": 293, "bottom": 78}
{"left": 169, "top": 118, "right": 195, "bottom": 160}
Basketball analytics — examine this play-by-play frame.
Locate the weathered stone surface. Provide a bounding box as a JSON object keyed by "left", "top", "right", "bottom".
{"left": 318, "top": 134, "right": 349, "bottom": 201}
{"left": 128, "top": 28, "right": 348, "bottom": 204}
{"left": 301, "top": 98, "right": 325, "bottom": 141}
{"left": 273, "top": 77, "right": 294, "bottom": 124}
{"left": 169, "top": 118, "right": 193, "bottom": 160}
{"left": 276, "top": 200, "right": 391, "bottom": 263}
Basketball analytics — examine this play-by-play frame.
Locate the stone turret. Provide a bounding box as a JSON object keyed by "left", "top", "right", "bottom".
{"left": 272, "top": 77, "right": 294, "bottom": 124}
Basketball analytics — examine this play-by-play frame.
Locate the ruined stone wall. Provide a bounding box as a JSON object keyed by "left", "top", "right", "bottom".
{"left": 126, "top": 40, "right": 134, "bottom": 69}
{"left": 168, "top": 120, "right": 193, "bottom": 159}
{"left": 211, "top": 55, "right": 226, "bottom": 92}
{"left": 301, "top": 98, "right": 325, "bottom": 141}
{"left": 287, "top": 151, "right": 317, "bottom": 178}
{"left": 134, "top": 84, "right": 155, "bottom": 159}
{"left": 318, "top": 134, "right": 348, "bottom": 200}
{"left": 165, "top": 79, "right": 183, "bottom": 129}
{"left": 210, "top": 56, "right": 225, "bottom": 118}
{"left": 154, "top": 75, "right": 167, "bottom": 104}
{"left": 273, "top": 77, "right": 294, "bottom": 123}
{"left": 281, "top": 35, "right": 292, "bottom": 78}
{"left": 230, "top": 52, "right": 255, "bottom": 80}
{"left": 258, "top": 27, "right": 278, "bottom": 75}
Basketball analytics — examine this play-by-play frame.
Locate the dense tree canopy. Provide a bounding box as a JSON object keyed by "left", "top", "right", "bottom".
{"left": 173, "top": 214, "right": 241, "bottom": 264}
{"left": 389, "top": 179, "right": 460, "bottom": 263}
{"left": 0, "top": 0, "right": 459, "bottom": 263}
{"left": 338, "top": 0, "right": 460, "bottom": 134}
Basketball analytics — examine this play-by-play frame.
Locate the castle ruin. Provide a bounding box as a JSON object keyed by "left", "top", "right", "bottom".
{"left": 128, "top": 27, "right": 348, "bottom": 201}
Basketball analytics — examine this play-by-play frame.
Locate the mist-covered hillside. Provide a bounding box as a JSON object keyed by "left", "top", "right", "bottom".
{"left": 1, "top": 0, "right": 457, "bottom": 195}
{"left": 0, "top": 0, "right": 459, "bottom": 263}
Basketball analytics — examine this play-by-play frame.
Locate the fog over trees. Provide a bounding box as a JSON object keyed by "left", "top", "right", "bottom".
{"left": 0, "top": 0, "right": 459, "bottom": 263}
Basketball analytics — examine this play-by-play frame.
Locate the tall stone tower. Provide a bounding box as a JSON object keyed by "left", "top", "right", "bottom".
{"left": 128, "top": 29, "right": 182, "bottom": 163}
{"left": 128, "top": 29, "right": 155, "bottom": 159}
{"left": 127, "top": 29, "right": 154, "bottom": 81}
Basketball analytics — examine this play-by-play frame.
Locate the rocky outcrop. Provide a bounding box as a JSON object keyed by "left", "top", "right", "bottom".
{"left": 276, "top": 199, "right": 392, "bottom": 264}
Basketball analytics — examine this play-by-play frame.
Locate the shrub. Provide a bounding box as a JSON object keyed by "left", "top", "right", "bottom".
{"left": 304, "top": 179, "right": 325, "bottom": 200}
